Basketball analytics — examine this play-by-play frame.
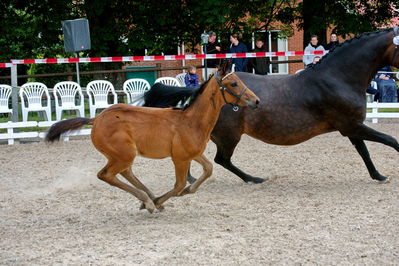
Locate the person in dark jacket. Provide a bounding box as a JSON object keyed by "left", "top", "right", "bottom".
{"left": 250, "top": 39, "right": 270, "bottom": 75}
{"left": 228, "top": 33, "right": 249, "bottom": 72}
{"left": 205, "top": 31, "right": 221, "bottom": 77}
{"left": 184, "top": 65, "right": 199, "bottom": 87}
{"left": 325, "top": 33, "right": 339, "bottom": 51}
{"left": 374, "top": 75, "right": 398, "bottom": 102}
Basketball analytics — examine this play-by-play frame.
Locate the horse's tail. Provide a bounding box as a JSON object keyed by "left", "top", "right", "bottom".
{"left": 45, "top": 117, "right": 93, "bottom": 142}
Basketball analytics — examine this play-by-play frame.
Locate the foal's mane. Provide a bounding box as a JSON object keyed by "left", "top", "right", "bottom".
{"left": 143, "top": 76, "right": 212, "bottom": 110}
{"left": 311, "top": 28, "right": 392, "bottom": 69}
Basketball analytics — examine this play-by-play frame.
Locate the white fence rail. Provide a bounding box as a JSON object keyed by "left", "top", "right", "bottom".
{"left": 0, "top": 120, "right": 91, "bottom": 145}
{"left": 0, "top": 102, "right": 398, "bottom": 145}
{"left": 366, "top": 102, "right": 399, "bottom": 123}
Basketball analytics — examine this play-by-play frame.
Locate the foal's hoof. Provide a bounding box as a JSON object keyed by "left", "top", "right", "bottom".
{"left": 156, "top": 205, "right": 165, "bottom": 212}
{"left": 139, "top": 201, "right": 156, "bottom": 213}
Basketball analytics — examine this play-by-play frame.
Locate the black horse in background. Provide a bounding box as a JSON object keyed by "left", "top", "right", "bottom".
{"left": 145, "top": 28, "right": 399, "bottom": 184}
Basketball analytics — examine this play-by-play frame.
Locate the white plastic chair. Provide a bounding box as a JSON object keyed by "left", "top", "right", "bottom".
{"left": 86, "top": 80, "right": 117, "bottom": 118}
{"left": 175, "top": 73, "right": 187, "bottom": 86}
{"left": 0, "top": 84, "right": 13, "bottom": 116}
{"left": 154, "top": 77, "right": 181, "bottom": 87}
{"left": 53, "top": 81, "right": 85, "bottom": 121}
{"left": 20, "top": 82, "right": 51, "bottom": 121}
{"left": 123, "top": 78, "right": 150, "bottom": 106}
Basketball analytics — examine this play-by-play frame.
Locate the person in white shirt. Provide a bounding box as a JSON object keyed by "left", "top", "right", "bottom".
{"left": 303, "top": 35, "right": 325, "bottom": 67}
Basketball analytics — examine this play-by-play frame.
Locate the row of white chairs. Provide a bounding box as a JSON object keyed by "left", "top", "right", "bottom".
{"left": 0, "top": 75, "right": 186, "bottom": 121}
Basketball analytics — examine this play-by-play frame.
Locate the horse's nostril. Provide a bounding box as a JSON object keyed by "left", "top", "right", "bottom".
{"left": 256, "top": 99, "right": 260, "bottom": 105}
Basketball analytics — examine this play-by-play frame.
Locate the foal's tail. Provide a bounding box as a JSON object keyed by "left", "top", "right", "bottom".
{"left": 45, "top": 117, "right": 93, "bottom": 142}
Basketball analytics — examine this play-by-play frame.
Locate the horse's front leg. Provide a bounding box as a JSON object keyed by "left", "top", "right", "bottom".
{"left": 153, "top": 159, "right": 189, "bottom": 209}
{"left": 179, "top": 155, "right": 213, "bottom": 196}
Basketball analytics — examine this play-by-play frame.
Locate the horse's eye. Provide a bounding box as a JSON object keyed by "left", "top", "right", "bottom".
{"left": 231, "top": 82, "right": 238, "bottom": 87}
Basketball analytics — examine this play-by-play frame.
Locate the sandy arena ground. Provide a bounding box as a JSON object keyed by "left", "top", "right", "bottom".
{"left": 0, "top": 122, "right": 398, "bottom": 265}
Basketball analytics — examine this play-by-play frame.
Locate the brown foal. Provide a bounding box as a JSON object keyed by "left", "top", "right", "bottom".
{"left": 46, "top": 66, "right": 260, "bottom": 213}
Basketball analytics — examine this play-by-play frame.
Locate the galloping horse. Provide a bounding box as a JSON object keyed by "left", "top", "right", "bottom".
{"left": 215, "top": 28, "right": 399, "bottom": 183}
{"left": 45, "top": 64, "right": 260, "bottom": 213}
{"left": 146, "top": 28, "right": 399, "bottom": 184}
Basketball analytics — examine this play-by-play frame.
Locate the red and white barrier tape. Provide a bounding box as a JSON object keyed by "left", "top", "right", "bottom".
{"left": 0, "top": 63, "right": 13, "bottom": 68}
{"left": 1, "top": 50, "right": 326, "bottom": 67}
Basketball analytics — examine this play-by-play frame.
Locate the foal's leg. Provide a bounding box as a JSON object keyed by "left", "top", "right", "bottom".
{"left": 120, "top": 167, "right": 156, "bottom": 200}
{"left": 179, "top": 154, "right": 213, "bottom": 196}
{"left": 119, "top": 167, "right": 164, "bottom": 211}
{"left": 153, "top": 160, "right": 189, "bottom": 208}
{"left": 98, "top": 161, "right": 156, "bottom": 213}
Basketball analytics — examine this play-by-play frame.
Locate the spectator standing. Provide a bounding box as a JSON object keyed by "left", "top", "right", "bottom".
{"left": 306, "top": 56, "right": 321, "bottom": 68}
{"left": 250, "top": 39, "right": 270, "bottom": 75}
{"left": 325, "top": 33, "right": 339, "bottom": 51}
{"left": 303, "top": 35, "right": 325, "bottom": 67}
{"left": 184, "top": 66, "right": 199, "bottom": 87}
{"left": 373, "top": 67, "right": 398, "bottom": 102}
{"left": 228, "top": 33, "right": 249, "bottom": 72}
{"left": 205, "top": 31, "right": 221, "bottom": 76}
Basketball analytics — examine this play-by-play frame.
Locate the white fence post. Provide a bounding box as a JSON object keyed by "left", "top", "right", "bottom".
{"left": 372, "top": 107, "right": 378, "bottom": 123}
{"left": 11, "top": 63, "right": 19, "bottom": 122}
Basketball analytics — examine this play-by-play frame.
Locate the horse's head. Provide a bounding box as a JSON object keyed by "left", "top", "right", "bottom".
{"left": 214, "top": 62, "right": 260, "bottom": 110}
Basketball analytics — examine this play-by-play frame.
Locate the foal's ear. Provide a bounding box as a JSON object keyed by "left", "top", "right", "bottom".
{"left": 217, "top": 60, "right": 232, "bottom": 77}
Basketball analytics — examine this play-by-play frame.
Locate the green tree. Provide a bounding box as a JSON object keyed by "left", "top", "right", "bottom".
{"left": 287, "top": 0, "right": 399, "bottom": 47}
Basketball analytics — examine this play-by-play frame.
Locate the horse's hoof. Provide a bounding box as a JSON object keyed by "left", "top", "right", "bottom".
{"left": 245, "top": 176, "right": 265, "bottom": 184}
{"left": 372, "top": 173, "right": 389, "bottom": 183}
{"left": 187, "top": 175, "right": 197, "bottom": 184}
{"left": 378, "top": 177, "right": 390, "bottom": 184}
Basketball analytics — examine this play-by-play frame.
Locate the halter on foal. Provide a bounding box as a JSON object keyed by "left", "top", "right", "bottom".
{"left": 46, "top": 65, "right": 260, "bottom": 213}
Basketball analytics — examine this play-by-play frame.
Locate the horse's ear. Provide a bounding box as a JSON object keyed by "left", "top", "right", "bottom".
{"left": 217, "top": 59, "right": 232, "bottom": 77}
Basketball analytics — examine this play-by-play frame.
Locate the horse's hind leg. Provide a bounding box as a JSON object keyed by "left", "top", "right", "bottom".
{"left": 179, "top": 154, "right": 213, "bottom": 196}
{"left": 98, "top": 161, "right": 156, "bottom": 213}
{"left": 341, "top": 123, "right": 399, "bottom": 151}
{"left": 340, "top": 123, "right": 398, "bottom": 181}
{"left": 212, "top": 133, "right": 265, "bottom": 183}
{"left": 348, "top": 138, "right": 389, "bottom": 182}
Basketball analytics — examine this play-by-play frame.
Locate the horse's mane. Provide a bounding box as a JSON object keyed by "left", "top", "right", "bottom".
{"left": 143, "top": 77, "right": 211, "bottom": 109}
{"left": 310, "top": 28, "right": 392, "bottom": 69}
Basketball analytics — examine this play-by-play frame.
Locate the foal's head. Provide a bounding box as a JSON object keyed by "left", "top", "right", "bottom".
{"left": 214, "top": 64, "right": 260, "bottom": 109}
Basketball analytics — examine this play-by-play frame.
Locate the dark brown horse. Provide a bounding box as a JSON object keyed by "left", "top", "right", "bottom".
{"left": 46, "top": 65, "right": 259, "bottom": 213}
{"left": 146, "top": 28, "right": 399, "bottom": 184}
